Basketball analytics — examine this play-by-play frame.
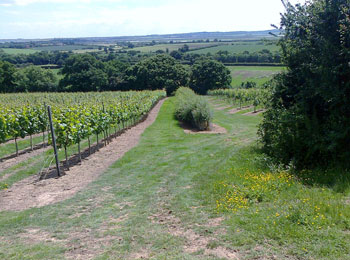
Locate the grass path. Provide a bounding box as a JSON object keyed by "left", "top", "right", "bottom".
{"left": 0, "top": 97, "right": 349, "bottom": 259}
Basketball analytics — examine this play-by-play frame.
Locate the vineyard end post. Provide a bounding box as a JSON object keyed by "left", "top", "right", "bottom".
{"left": 47, "top": 105, "right": 61, "bottom": 177}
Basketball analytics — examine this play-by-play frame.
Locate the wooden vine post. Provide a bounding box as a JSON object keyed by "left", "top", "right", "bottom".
{"left": 47, "top": 105, "right": 61, "bottom": 177}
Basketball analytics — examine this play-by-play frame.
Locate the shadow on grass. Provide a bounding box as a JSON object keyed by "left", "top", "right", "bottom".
{"left": 0, "top": 142, "right": 48, "bottom": 162}
{"left": 253, "top": 146, "right": 350, "bottom": 193}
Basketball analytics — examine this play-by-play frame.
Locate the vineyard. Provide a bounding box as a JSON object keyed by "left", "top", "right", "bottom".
{"left": 0, "top": 91, "right": 166, "bottom": 170}
{"left": 208, "top": 88, "right": 271, "bottom": 112}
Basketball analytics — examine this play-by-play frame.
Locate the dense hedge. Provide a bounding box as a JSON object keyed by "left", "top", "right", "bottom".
{"left": 259, "top": 0, "right": 350, "bottom": 169}
{"left": 174, "top": 87, "right": 212, "bottom": 130}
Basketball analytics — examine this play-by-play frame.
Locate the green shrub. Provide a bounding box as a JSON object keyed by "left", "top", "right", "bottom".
{"left": 174, "top": 87, "right": 212, "bottom": 130}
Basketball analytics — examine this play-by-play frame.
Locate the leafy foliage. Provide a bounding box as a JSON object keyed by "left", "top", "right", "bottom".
{"left": 0, "top": 61, "right": 17, "bottom": 93}
{"left": 259, "top": 0, "right": 350, "bottom": 168}
{"left": 189, "top": 57, "right": 231, "bottom": 95}
{"left": 59, "top": 54, "right": 108, "bottom": 92}
{"left": 125, "top": 54, "right": 189, "bottom": 95}
{"left": 208, "top": 88, "right": 271, "bottom": 112}
{"left": 15, "top": 66, "right": 57, "bottom": 92}
{"left": 0, "top": 91, "right": 166, "bottom": 154}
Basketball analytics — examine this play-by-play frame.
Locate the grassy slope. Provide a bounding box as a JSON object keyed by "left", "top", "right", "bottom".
{"left": 0, "top": 98, "right": 349, "bottom": 259}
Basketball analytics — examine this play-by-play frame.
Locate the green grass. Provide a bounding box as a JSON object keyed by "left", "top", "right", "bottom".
{"left": 0, "top": 98, "right": 349, "bottom": 259}
{"left": 0, "top": 135, "right": 45, "bottom": 159}
{"left": 33, "top": 45, "right": 96, "bottom": 52}
{"left": 0, "top": 48, "right": 38, "bottom": 55}
{"left": 228, "top": 65, "right": 285, "bottom": 87}
{"left": 131, "top": 42, "right": 225, "bottom": 53}
{"left": 189, "top": 41, "right": 280, "bottom": 55}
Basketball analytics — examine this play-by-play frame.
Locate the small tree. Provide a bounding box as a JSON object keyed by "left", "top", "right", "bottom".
{"left": 189, "top": 57, "right": 231, "bottom": 95}
{"left": 0, "top": 61, "right": 17, "bottom": 93}
{"left": 125, "top": 54, "right": 189, "bottom": 95}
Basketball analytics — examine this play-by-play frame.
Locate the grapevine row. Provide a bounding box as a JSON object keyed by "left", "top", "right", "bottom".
{"left": 0, "top": 91, "right": 166, "bottom": 162}
{"left": 208, "top": 88, "right": 271, "bottom": 112}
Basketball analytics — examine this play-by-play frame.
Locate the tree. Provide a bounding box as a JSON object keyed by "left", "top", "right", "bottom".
{"left": 170, "top": 50, "right": 183, "bottom": 60}
{"left": 179, "top": 44, "right": 189, "bottom": 52}
{"left": 125, "top": 54, "right": 189, "bottom": 95}
{"left": 0, "top": 61, "right": 17, "bottom": 93}
{"left": 103, "top": 59, "right": 129, "bottom": 91}
{"left": 259, "top": 0, "right": 350, "bottom": 168}
{"left": 189, "top": 57, "right": 231, "bottom": 95}
{"left": 15, "top": 66, "right": 57, "bottom": 92}
{"left": 59, "top": 54, "right": 108, "bottom": 92}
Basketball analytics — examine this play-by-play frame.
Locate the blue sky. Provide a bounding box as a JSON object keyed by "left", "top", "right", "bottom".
{"left": 0, "top": 0, "right": 305, "bottom": 39}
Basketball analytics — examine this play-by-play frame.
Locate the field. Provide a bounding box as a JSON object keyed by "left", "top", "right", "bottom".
{"left": 131, "top": 42, "right": 226, "bottom": 53}
{"left": 189, "top": 41, "right": 280, "bottom": 54}
{"left": 228, "top": 65, "right": 284, "bottom": 86}
{"left": 33, "top": 45, "right": 97, "bottom": 52}
{"left": 0, "top": 45, "right": 100, "bottom": 54}
{"left": 0, "top": 96, "right": 349, "bottom": 259}
{"left": 0, "top": 48, "right": 38, "bottom": 55}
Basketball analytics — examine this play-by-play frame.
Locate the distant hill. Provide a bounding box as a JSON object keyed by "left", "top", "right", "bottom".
{"left": 0, "top": 29, "right": 280, "bottom": 43}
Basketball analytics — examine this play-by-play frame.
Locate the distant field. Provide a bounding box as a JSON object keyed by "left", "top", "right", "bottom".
{"left": 132, "top": 42, "right": 225, "bottom": 53}
{"left": 190, "top": 41, "right": 280, "bottom": 54}
{"left": 72, "top": 48, "right": 101, "bottom": 53}
{"left": 228, "top": 65, "right": 284, "bottom": 86}
{"left": 0, "top": 48, "right": 38, "bottom": 55}
{"left": 33, "top": 45, "right": 97, "bottom": 52}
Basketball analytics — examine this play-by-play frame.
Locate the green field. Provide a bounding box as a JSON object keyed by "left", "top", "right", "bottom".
{"left": 228, "top": 65, "right": 284, "bottom": 86}
{"left": 1, "top": 97, "right": 349, "bottom": 259}
{"left": 131, "top": 42, "right": 226, "bottom": 53}
{"left": 189, "top": 41, "right": 280, "bottom": 54}
{"left": 0, "top": 48, "right": 38, "bottom": 55}
{"left": 33, "top": 44, "right": 96, "bottom": 52}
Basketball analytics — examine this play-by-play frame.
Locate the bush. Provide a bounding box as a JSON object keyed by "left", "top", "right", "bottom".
{"left": 174, "top": 87, "right": 212, "bottom": 130}
{"left": 259, "top": 0, "right": 350, "bottom": 169}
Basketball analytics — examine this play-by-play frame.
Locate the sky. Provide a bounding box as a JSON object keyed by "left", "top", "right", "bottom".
{"left": 0, "top": 0, "right": 306, "bottom": 39}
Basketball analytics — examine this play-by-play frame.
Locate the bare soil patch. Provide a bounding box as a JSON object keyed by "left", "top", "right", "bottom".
{"left": 243, "top": 109, "right": 266, "bottom": 116}
{"left": 215, "top": 105, "right": 232, "bottom": 111}
{"left": 149, "top": 183, "right": 239, "bottom": 259}
{"left": 228, "top": 106, "right": 253, "bottom": 114}
{"left": 182, "top": 123, "right": 227, "bottom": 135}
{"left": 0, "top": 99, "right": 166, "bottom": 212}
{"left": 17, "top": 224, "right": 122, "bottom": 260}
{"left": 149, "top": 209, "right": 239, "bottom": 259}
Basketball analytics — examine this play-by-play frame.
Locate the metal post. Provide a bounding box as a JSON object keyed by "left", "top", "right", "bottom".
{"left": 47, "top": 105, "right": 61, "bottom": 177}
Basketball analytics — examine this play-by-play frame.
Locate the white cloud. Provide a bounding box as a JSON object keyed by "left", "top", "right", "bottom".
{"left": 0, "top": 0, "right": 119, "bottom": 6}
{"left": 0, "top": 0, "right": 307, "bottom": 39}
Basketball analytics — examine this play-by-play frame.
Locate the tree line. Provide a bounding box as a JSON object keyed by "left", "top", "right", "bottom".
{"left": 169, "top": 49, "right": 281, "bottom": 64}
{"left": 0, "top": 54, "right": 231, "bottom": 95}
